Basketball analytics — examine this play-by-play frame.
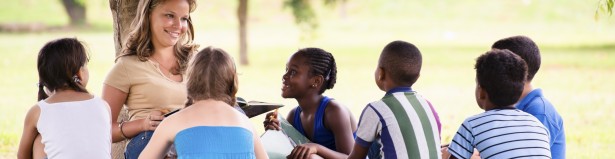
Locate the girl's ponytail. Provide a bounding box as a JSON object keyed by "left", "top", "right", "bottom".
{"left": 37, "top": 81, "right": 48, "bottom": 101}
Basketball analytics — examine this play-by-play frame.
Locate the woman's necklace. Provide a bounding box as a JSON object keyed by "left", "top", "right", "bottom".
{"left": 152, "top": 56, "right": 179, "bottom": 77}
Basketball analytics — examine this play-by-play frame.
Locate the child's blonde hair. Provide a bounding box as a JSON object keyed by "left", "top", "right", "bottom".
{"left": 186, "top": 47, "right": 238, "bottom": 106}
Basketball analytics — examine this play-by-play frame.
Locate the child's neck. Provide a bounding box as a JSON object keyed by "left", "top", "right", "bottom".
{"left": 45, "top": 89, "right": 92, "bottom": 103}
{"left": 519, "top": 81, "right": 533, "bottom": 102}
{"left": 296, "top": 95, "right": 324, "bottom": 114}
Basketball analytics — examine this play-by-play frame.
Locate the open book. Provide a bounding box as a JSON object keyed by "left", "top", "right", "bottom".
{"left": 261, "top": 116, "right": 310, "bottom": 159}
{"left": 236, "top": 97, "right": 284, "bottom": 118}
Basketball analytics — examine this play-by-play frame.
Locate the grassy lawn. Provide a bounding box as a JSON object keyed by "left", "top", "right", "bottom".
{"left": 1, "top": 0, "right": 615, "bottom": 158}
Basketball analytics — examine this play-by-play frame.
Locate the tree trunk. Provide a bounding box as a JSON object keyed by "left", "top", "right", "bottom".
{"left": 109, "top": 0, "right": 139, "bottom": 158}
{"left": 238, "top": 0, "right": 249, "bottom": 65}
{"left": 61, "top": 0, "right": 87, "bottom": 26}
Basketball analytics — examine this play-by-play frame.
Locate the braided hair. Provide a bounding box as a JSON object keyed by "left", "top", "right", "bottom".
{"left": 295, "top": 48, "right": 337, "bottom": 94}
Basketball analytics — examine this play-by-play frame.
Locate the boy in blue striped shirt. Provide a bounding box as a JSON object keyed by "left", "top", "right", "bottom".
{"left": 446, "top": 49, "right": 551, "bottom": 159}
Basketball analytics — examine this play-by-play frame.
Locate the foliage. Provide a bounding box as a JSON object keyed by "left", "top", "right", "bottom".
{"left": 595, "top": 0, "right": 614, "bottom": 20}
{"left": 283, "top": 0, "right": 344, "bottom": 40}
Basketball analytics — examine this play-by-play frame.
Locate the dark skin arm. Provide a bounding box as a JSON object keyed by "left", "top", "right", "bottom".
{"left": 347, "top": 143, "right": 369, "bottom": 159}
{"left": 288, "top": 101, "right": 356, "bottom": 159}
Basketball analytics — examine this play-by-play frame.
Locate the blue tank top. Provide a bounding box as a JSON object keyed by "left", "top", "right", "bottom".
{"left": 293, "top": 96, "right": 337, "bottom": 151}
{"left": 174, "top": 126, "right": 255, "bottom": 159}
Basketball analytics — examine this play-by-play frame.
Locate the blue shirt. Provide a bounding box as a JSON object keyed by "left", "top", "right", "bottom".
{"left": 174, "top": 126, "right": 255, "bottom": 159}
{"left": 516, "top": 89, "right": 565, "bottom": 159}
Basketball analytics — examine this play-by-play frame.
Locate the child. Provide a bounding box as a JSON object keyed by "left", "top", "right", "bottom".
{"left": 446, "top": 49, "right": 551, "bottom": 159}
{"left": 347, "top": 40, "right": 442, "bottom": 159}
{"left": 492, "top": 35, "right": 565, "bottom": 159}
{"left": 264, "top": 48, "right": 357, "bottom": 158}
{"left": 17, "top": 38, "right": 111, "bottom": 159}
{"left": 139, "top": 47, "right": 267, "bottom": 159}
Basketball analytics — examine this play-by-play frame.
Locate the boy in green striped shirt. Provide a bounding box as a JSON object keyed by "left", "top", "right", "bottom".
{"left": 348, "top": 40, "right": 442, "bottom": 159}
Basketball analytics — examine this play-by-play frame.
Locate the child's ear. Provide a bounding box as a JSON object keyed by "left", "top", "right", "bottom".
{"left": 477, "top": 85, "right": 487, "bottom": 100}
{"left": 377, "top": 67, "right": 386, "bottom": 81}
{"left": 311, "top": 75, "right": 324, "bottom": 88}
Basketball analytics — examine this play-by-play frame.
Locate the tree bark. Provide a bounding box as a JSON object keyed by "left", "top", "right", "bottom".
{"left": 61, "top": 0, "right": 87, "bottom": 26}
{"left": 238, "top": 0, "right": 249, "bottom": 65}
{"left": 109, "top": 0, "right": 139, "bottom": 158}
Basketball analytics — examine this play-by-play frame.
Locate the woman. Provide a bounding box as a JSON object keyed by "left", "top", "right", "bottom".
{"left": 102, "top": 0, "right": 198, "bottom": 158}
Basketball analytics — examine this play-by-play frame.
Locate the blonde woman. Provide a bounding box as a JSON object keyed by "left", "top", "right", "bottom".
{"left": 102, "top": 0, "right": 198, "bottom": 158}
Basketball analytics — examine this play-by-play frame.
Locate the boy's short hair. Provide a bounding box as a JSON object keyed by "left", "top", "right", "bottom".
{"left": 475, "top": 49, "right": 527, "bottom": 107}
{"left": 492, "top": 35, "right": 540, "bottom": 81}
{"left": 379, "top": 40, "right": 422, "bottom": 86}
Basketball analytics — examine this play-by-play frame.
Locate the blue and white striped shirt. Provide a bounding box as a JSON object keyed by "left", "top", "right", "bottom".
{"left": 448, "top": 109, "right": 551, "bottom": 159}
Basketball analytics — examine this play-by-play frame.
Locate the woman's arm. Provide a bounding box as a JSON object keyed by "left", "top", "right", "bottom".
{"left": 17, "top": 105, "right": 41, "bottom": 159}
{"left": 103, "top": 84, "right": 163, "bottom": 142}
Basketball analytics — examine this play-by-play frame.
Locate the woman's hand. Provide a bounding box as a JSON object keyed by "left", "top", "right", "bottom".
{"left": 263, "top": 111, "right": 280, "bottom": 130}
{"left": 142, "top": 111, "right": 165, "bottom": 131}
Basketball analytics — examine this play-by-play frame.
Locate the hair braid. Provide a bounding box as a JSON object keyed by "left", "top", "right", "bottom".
{"left": 296, "top": 48, "right": 337, "bottom": 94}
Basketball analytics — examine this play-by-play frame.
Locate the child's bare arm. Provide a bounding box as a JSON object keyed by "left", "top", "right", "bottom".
{"left": 347, "top": 143, "right": 368, "bottom": 159}
{"left": 250, "top": 123, "right": 268, "bottom": 159}
{"left": 326, "top": 102, "right": 355, "bottom": 154}
{"left": 17, "top": 105, "right": 41, "bottom": 159}
{"left": 138, "top": 118, "right": 173, "bottom": 159}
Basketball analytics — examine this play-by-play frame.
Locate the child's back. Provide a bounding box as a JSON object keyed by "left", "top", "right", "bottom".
{"left": 449, "top": 109, "right": 550, "bottom": 158}
{"left": 37, "top": 96, "right": 111, "bottom": 158}
{"left": 350, "top": 41, "right": 441, "bottom": 159}
{"left": 447, "top": 49, "right": 550, "bottom": 159}
{"left": 357, "top": 89, "right": 441, "bottom": 158}
{"left": 17, "top": 38, "right": 111, "bottom": 159}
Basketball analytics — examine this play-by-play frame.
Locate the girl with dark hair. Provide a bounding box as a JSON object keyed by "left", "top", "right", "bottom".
{"left": 17, "top": 38, "right": 111, "bottom": 159}
{"left": 264, "top": 48, "right": 357, "bottom": 159}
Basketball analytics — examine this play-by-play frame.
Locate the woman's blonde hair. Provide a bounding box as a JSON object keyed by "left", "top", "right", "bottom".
{"left": 121, "top": 0, "right": 199, "bottom": 75}
{"left": 187, "top": 47, "right": 238, "bottom": 106}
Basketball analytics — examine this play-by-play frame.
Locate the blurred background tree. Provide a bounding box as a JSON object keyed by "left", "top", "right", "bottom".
{"left": 60, "top": 0, "right": 87, "bottom": 26}
{"left": 237, "top": 0, "right": 346, "bottom": 65}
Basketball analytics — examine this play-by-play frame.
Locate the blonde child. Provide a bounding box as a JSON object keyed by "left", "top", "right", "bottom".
{"left": 139, "top": 47, "right": 267, "bottom": 159}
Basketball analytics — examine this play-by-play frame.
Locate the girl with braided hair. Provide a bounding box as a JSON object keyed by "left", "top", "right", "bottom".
{"left": 264, "top": 48, "right": 357, "bottom": 159}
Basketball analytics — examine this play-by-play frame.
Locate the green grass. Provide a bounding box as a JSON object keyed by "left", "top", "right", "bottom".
{"left": 2, "top": 0, "right": 615, "bottom": 158}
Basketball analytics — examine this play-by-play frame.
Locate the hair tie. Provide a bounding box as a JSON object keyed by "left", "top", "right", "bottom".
{"left": 73, "top": 75, "right": 81, "bottom": 83}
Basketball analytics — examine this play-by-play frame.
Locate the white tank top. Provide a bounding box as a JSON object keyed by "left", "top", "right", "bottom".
{"left": 37, "top": 96, "right": 111, "bottom": 159}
